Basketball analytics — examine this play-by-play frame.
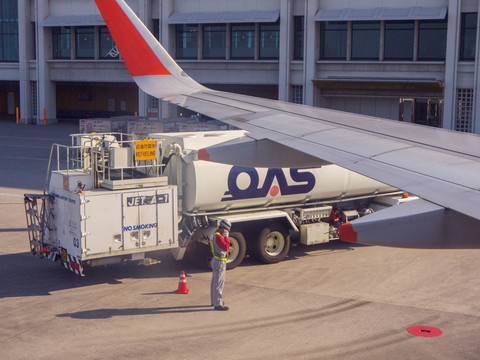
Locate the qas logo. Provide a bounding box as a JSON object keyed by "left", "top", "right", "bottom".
{"left": 222, "top": 166, "right": 316, "bottom": 201}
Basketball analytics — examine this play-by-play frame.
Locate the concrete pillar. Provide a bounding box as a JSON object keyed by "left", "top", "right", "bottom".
{"left": 473, "top": 10, "right": 480, "bottom": 133}
{"left": 278, "top": 0, "right": 292, "bottom": 102}
{"left": 137, "top": 0, "right": 151, "bottom": 117}
{"left": 304, "top": 0, "right": 319, "bottom": 106}
{"left": 443, "top": 0, "right": 461, "bottom": 131}
{"left": 159, "top": 0, "right": 175, "bottom": 120}
{"left": 35, "top": 0, "right": 56, "bottom": 124}
{"left": 18, "top": 0, "right": 32, "bottom": 124}
{"left": 138, "top": 91, "right": 149, "bottom": 117}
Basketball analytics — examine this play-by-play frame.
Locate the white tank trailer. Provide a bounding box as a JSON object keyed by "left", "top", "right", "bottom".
{"left": 24, "top": 131, "right": 407, "bottom": 275}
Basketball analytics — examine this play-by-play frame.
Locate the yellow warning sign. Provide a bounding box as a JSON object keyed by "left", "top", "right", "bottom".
{"left": 135, "top": 139, "right": 157, "bottom": 160}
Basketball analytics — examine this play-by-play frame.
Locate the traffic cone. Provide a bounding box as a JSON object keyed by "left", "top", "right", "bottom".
{"left": 175, "top": 271, "right": 190, "bottom": 294}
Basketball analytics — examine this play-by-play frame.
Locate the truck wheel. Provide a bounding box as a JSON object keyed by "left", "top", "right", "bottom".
{"left": 226, "top": 232, "right": 246, "bottom": 270}
{"left": 255, "top": 224, "right": 290, "bottom": 264}
{"left": 185, "top": 242, "right": 211, "bottom": 269}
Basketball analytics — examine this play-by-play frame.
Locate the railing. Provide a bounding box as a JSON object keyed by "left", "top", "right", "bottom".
{"left": 44, "top": 144, "right": 84, "bottom": 192}
{"left": 44, "top": 132, "right": 165, "bottom": 191}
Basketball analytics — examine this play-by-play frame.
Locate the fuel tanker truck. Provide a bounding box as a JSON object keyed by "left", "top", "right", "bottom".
{"left": 24, "top": 130, "right": 409, "bottom": 276}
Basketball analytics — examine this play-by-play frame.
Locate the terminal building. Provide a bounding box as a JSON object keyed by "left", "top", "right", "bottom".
{"left": 1, "top": 0, "right": 479, "bottom": 133}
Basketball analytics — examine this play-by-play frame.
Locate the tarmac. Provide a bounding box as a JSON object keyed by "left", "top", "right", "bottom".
{"left": 0, "top": 120, "right": 479, "bottom": 360}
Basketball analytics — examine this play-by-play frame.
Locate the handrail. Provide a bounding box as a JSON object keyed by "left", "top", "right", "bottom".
{"left": 43, "top": 144, "right": 55, "bottom": 194}
{"left": 44, "top": 133, "right": 165, "bottom": 191}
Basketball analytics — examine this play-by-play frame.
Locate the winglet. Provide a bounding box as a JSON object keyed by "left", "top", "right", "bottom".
{"left": 95, "top": 0, "right": 169, "bottom": 77}
{"left": 338, "top": 199, "right": 450, "bottom": 248}
{"left": 94, "top": 0, "right": 204, "bottom": 98}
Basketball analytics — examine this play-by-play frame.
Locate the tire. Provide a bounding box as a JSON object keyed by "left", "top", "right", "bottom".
{"left": 255, "top": 223, "right": 290, "bottom": 264}
{"left": 226, "top": 232, "right": 246, "bottom": 270}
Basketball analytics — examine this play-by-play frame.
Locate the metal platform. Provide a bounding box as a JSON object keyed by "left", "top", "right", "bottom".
{"left": 101, "top": 176, "right": 168, "bottom": 190}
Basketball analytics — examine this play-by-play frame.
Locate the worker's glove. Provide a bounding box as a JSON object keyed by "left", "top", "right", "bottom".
{"left": 222, "top": 230, "right": 229, "bottom": 238}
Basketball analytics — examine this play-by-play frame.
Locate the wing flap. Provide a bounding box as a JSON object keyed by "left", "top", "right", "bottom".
{"left": 339, "top": 199, "right": 445, "bottom": 248}
{"left": 339, "top": 199, "right": 480, "bottom": 248}
{"left": 198, "top": 137, "right": 329, "bottom": 168}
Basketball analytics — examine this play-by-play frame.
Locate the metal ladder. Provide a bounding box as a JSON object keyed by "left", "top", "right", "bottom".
{"left": 24, "top": 194, "right": 51, "bottom": 257}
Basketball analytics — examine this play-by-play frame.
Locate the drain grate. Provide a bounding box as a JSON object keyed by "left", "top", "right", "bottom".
{"left": 407, "top": 326, "right": 442, "bottom": 337}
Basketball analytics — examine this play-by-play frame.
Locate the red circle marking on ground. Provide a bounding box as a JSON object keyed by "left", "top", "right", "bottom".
{"left": 269, "top": 186, "right": 279, "bottom": 197}
{"left": 407, "top": 326, "right": 443, "bottom": 337}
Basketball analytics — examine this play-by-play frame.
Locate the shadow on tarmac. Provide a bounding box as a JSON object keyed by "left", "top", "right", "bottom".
{"left": 0, "top": 243, "right": 359, "bottom": 299}
{"left": 56, "top": 305, "right": 214, "bottom": 319}
{"left": 56, "top": 298, "right": 370, "bottom": 321}
{"left": 0, "top": 250, "right": 194, "bottom": 299}
{"left": 0, "top": 227, "right": 28, "bottom": 232}
{"left": 0, "top": 241, "right": 361, "bottom": 299}
{"left": 287, "top": 240, "right": 359, "bottom": 262}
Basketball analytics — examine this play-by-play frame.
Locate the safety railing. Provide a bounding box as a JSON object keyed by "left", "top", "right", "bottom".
{"left": 44, "top": 132, "right": 165, "bottom": 191}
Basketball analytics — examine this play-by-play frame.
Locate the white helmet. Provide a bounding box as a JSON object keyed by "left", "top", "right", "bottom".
{"left": 219, "top": 219, "right": 231, "bottom": 231}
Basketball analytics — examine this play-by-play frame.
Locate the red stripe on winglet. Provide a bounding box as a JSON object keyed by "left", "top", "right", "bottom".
{"left": 198, "top": 148, "right": 210, "bottom": 161}
{"left": 95, "top": 0, "right": 170, "bottom": 77}
{"left": 338, "top": 222, "right": 357, "bottom": 243}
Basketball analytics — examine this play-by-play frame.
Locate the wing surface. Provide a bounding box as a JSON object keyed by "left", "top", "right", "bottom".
{"left": 94, "top": 0, "right": 480, "bottom": 226}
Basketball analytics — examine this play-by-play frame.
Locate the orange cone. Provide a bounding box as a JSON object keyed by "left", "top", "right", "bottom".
{"left": 175, "top": 271, "right": 190, "bottom": 294}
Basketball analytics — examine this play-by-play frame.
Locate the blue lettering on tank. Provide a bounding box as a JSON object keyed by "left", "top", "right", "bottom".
{"left": 222, "top": 166, "right": 316, "bottom": 201}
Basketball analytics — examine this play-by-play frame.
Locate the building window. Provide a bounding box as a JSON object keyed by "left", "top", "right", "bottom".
{"left": 99, "top": 26, "right": 118, "bottom": 59}
{"left": 32, "top": 26, "right": 36, "bottom": 60}
{"left": 414, "top": 99, "right": 442, "bottom": 127}
{"left": 0, "top": 0, "right": 19, "bottom": 62}
{"left": 259, "top": 21, "right": 280, "bottom": 59}
{"left": 176, "top": 24, "right": 198, "bottom": 59}
{"left": 52, "top": 27, "right": 71, "bottom": 59}
{"left": 75, "top": 27, "right": 95, "bottom": 59}
{"left": 293, "top": 16, "right": 304, "bottom": 60}
{"left": 351, "top": 21, "right": 380, "bottom": 60}
{"left": 455, "top": 89, "right": 474, "bottom": 132}
{"left": 150, "top": 95, "right": 159, "bottom": 110}
{"left": 153, "top": 19, "right": 159, "bottom": 41}
{"left": 203, "top": 24, "right": 226, "bottom": 59}
{"left": 460, "top": 13, "right": 478, "bottom": 61}
{"left": 384, "top": 21, "right": 414, "bottom": 60}
{"left": 231, "top": 24, "right": 255, "bottom": 59}
{"left": 418, "top": 19, "right": 447, "bottom": 61}
{"left": 320, "top": 21, "right": 347, "bottom": 60}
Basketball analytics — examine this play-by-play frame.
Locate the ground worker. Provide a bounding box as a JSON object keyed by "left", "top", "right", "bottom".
{"left": 210, "top": 219, "right": 231, "bottom": 311}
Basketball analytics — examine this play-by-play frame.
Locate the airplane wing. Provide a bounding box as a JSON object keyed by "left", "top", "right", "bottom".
{"left": 94, "top": 0, "right": 480, "bottom": 248}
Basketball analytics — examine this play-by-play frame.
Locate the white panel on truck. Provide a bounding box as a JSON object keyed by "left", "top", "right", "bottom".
{"left": 83, "top": 191, "right": 124, "bottom": 255}
{"left": 122, "top": 187, "right": 176, "bottom": 250}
